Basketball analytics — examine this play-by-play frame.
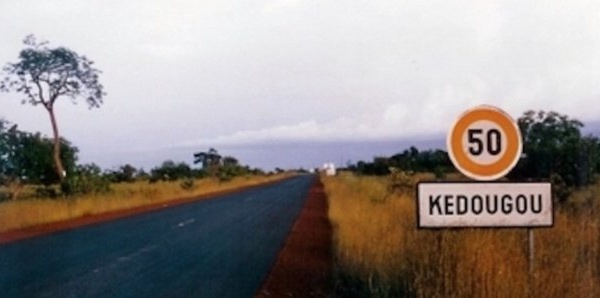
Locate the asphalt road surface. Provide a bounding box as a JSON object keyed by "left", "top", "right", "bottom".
{"left": 0, "top": 175, "right": 314, "bottom": 298}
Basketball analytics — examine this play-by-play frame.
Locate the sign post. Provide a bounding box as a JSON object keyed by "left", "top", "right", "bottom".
{"left": 416, "top": 105, "right": 553, "bottom": 291}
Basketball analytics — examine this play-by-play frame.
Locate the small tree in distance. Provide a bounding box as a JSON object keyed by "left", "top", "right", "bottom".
{"left": 149, "top": 160, "right": 193, "bottom": 182}
{"left": 0, "top": 35, "right": 105, "bottom": 183}
{"left": 194, "top": 148, "right": 222, "bottom": 176}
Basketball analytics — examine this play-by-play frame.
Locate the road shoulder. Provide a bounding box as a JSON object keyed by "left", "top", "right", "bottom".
{"left": 257, "top": 177, "right": 333, "bottom": 297}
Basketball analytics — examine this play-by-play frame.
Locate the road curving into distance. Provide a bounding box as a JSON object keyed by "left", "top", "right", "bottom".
{"left": 0, "top": 175, "right": 314, "bottom": 298}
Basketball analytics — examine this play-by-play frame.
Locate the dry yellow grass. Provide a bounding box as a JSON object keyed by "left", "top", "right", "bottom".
{"left": 324, "top": 172, "right": 600, "bottom": 297}
{"left": 0, "top": 174, "right": 290, "bottom": 233}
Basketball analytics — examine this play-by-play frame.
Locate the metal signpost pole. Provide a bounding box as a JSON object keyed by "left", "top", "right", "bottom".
{"left": 527, "top": 227, "right": 534, "bottom": 297}
{"left": 528, "top": 228, "right": 534, "bottom": 273}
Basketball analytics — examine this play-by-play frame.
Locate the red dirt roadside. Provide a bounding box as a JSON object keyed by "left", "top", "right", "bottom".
{"left": 256, "top": 178, "right": 333, "bottom": 297}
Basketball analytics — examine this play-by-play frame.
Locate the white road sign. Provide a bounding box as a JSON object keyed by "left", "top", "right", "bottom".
{"left": 417, "top": 182, "right": 553, "bottom": 228}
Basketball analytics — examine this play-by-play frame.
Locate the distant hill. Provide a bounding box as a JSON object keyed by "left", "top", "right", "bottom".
{"left": 83, "top": 120, "right": 599, "bottom": 172}
{"left": 211, "top": 136, "right": 447, "bottom": 171}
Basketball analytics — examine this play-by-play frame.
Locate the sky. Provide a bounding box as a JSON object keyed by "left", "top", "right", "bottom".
{"left": 1, "top": 0, "right": 599, "bottom": 170}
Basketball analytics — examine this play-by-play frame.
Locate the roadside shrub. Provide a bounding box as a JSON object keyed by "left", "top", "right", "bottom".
{"left": 150, "top": 160, "right": 192, "bottom": 182}
{"left": 0, "top": 192, "right": 8, "bottom": 202}
{"left": 180, "top": 178, "right": 197, "bottom": 191}
{"left": 61, "top": 175, "right": 111, "bottom": 196}
{"left": 61, "top": 163, "right": 111, "bottom": 196}
{"left": 386, "top": 168, "right": 415, "bottom": 197}
{"left": 551, "top": 173, "right": 573, "bottom": 203}
{"left": 35, "top": 186, "right": 59, "bottom": 198}
{"left": 433, "top": 166, "right": 447, "bottom": 179}
{"left": 218, "top": 172, "right": 233, "bottom": 183}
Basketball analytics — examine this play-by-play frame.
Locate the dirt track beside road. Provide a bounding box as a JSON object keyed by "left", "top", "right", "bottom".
{"left": 257, "top": 178, "right": 333, "bottom": 297}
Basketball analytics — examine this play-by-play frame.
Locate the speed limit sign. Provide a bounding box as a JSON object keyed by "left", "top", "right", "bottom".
{"left": 447, "top": 105, "right": 522, "bottom": 181}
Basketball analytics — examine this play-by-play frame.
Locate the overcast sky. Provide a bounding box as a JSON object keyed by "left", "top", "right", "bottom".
{"left": 1, "top": 0, "right": 599, "bottom": 170}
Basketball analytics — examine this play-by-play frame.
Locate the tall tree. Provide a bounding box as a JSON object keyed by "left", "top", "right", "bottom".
{"left": 0, "top": 35, "right": 105, "bottom": 182}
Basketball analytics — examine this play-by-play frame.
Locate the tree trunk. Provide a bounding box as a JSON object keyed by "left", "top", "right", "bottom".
{"left": 8, "top": 177, "right": 23, "bottom": 200}
{"left": 47, "top": 107, "right": 66, "bottom": 182}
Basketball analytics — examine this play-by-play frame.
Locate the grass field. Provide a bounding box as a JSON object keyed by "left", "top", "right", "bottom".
{"left": 0, "top": 174, "right": 289, "bottom": 233}
{"left": 324, "top": 173, "right": 600, "bottom": 297}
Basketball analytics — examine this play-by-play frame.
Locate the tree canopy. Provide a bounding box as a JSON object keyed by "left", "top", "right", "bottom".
{"left": 150, "top": 160, "right": 194, "bottom": 182}
{"left": 510, "top": 110, "right": 600, "bottom": 201}
{"left": 194, "top": 148, "right": 221, "bottom": 168}
{"left": 0, "top": 35, "right": 105, "bottom": 182}
{"left": 193, "top": 148, "right": 259, "bottom": 181}
{"left": 348, "top": 147, "right": 452, "bottom": 177}
{"left": 1, "top": 35, "right": 105, "bottom": 108}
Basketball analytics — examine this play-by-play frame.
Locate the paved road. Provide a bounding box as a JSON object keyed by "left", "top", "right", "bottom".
{"left": 0, "top": 175, "right": 314, "bottom": 298}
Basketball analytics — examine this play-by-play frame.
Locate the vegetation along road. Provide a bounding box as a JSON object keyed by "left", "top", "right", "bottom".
{"left": 0, "top": 175, "right": 314, "bottom": 297}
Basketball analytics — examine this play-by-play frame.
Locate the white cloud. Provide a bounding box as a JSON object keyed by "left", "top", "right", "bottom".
{"left": 172, "top": 109, "right": 450, "bottom": 150}
{"left": 172, "top": 119, "right": 351, "bottom": 148}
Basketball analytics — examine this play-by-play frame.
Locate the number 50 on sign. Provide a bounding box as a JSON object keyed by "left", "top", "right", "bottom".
{"left": 447, "top": 105, "right": 523, "bottom": 181}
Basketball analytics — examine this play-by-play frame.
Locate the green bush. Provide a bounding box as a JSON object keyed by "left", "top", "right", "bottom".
{"left": 218, "top": 171, "right": 233, "bottom": 183}
{"left": 180, "top": 178, "right": 197, "bottom": 191}
{"left": 61, "top": 163, "right": 111, "bottom": 196}
{"left": 35, "top": 186, "right": 59, "bottom": 198}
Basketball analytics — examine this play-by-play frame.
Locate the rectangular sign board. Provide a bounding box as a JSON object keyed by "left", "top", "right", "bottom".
{"left": 417, "top": 182, "right": 553, "bottom": 228}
